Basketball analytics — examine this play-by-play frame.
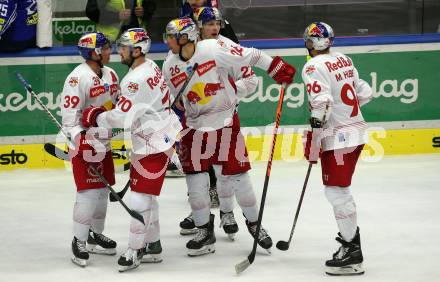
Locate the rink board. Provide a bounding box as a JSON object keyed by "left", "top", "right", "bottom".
{"left": 0, "top": 128, "right": 439, "bottom": 170}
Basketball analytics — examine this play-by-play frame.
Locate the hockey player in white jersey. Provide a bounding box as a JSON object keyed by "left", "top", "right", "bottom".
{"left": 196, "top": 6, "right": 259, "bottom": 240}
{"left": 177, "top": 7, "right": 259, "bottom": 240}
{"left": 61, "top": 32, "right": 120, "bottom": 267}
{"left": 301, "top": 22, "right": 373, "bottom": 276}
{"left": 81, "top": 28, "right": 182, "bottom": 272}
{"left": 162, "top": 17, "right": 296, "bottom": 256}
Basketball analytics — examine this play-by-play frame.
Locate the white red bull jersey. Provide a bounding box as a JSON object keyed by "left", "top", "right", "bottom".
{"left": 96, "top": 59, "right": 182, "bottom": 155}
{"left": 217, "top": 35, "right": 258, "bottom": 99}
{"left": 162, "top": 38, "right": 272, "bottom": 131}
{"left": 61, "top": 63, "right": 119, "bottom": 150}
{"left": 301, "top": 51, "right": 373, "bottom": 151}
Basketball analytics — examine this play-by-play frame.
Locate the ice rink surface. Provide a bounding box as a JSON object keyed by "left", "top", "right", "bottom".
{"left": 1, "top": 154, "right": 439, "bottom": 282}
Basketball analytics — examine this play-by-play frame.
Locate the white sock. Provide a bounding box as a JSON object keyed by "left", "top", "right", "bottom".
{"left": 185, "top": 172, "right": 210, "bottom": 226}
{"left": 232, "top": 172, "right": 258, "bottom": 222}
{"left": 213, "top": 165, "right": 234, "bottom": 213}
{"left": 91, "top": 188, "right": 109, "bottom": 234}
{"left": 129, "top": 191, "right": 154, "bottom": 250}
{"left": 73, "top": 188, "right": 105, "bottom": 241}
{"left": 145, "top": 196, "right": 160, "bottom": 243}
{"left": 325, "top": 186, "right": 358, "bottom": 242}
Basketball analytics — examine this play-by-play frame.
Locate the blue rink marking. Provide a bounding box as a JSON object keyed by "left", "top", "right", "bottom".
{"left": 1, "top": 33, "right": 440, "bottom": 58}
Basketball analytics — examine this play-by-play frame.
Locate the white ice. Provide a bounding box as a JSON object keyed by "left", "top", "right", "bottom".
{"left": 1, "top": 154, "right": 439, "bottom": 282}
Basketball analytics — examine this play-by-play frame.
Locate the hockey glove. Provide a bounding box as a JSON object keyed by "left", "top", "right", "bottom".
{"left": 82, "top": 106, "right": 106, "bottom": 128}
{"left": 303, "top": 130, "right": 322, "bottom": 164}
{"left": 267, "top": 56, "right": 296, "bottom": 85}
{"left": 310, "top": 117, "right": 323, "bottom": 128}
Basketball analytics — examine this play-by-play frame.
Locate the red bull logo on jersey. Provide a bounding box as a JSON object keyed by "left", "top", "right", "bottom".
{"left": 187, "top": 82, "right": 224, "bottom": 105}
{"left": 78, "top": 34, "right": 97, "bottom": 48}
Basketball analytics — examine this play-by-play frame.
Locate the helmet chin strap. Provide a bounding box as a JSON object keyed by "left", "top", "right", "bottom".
{"left": 178, "top": 37, "right": 196, "bottom": 62}
{"left": 305, "top": 43, "right": 315, "bottom": 58}
{"left": 127, "top": 48, "right": 142, "bottom": 68}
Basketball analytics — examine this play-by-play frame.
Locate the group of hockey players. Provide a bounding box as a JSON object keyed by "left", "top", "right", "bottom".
{"left": 61, "top": 2, "right": 372, "bottom": 276}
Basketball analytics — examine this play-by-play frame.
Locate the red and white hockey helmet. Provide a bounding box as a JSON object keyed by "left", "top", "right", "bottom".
{"left": 117, "top": 28, "right": 151, "bottom": 54}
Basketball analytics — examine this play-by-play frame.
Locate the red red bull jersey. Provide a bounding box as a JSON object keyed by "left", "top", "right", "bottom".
{"left": 163, "top": 38, "right": 272, "bottom": 131}
{"left": 301, "top": 52, "right": 373, "bottom": 151}
{"left": 61, "top": 63, "right": 120, "bottom": 149}
{"left": 96, "top": 59, "right": 182, "bottom": 155}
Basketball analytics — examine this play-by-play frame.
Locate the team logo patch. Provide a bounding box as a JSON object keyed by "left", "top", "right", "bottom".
{"left": 196, "top": 60, "right": 216, "bottom": 76}
{"left": 87, "top": 163, "right": 104, "bottom": 178}
{"left": 305, "top": 65, "right": 316, "bottom": 75}
{"left": 217, "top": 39, "right": 225, "bottom": 47}
{"left": 127, "top": 82, "right": 139, "bottom": 93}
{"left": 68, "top": 77, "right": 78, "bottom": 87}
{"left": 92, "top": 76, "right": 100, "bottom": 86}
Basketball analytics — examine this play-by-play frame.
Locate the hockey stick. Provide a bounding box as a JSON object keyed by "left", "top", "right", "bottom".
{"left": 109, "top": 177, "right": 130, "bottom": 202}
{"left": 15, "top": 72, "right": 144, "bottom": 225}
{"left": 170, "top": 63, "right": 198, "bottom": 109}
{"left": 235, "top": 83, "right": 287, "bottom": 274}
{"left": 88, "top": 165, "right": 143, "bottom": 224}
{"left": 276, "top": 163, "right": 312, "bottom": 251}
{"left": 43, "top": 142, "right": 131, "bottom": 172}
{"left": 276, "top": 105, "right": 330, "bottom": 251}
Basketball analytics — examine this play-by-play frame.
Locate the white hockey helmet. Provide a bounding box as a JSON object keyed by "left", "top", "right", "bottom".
{"left": 303, "top": 22, "right": 334, "bottom": 51}
{"left": 117, "top": 28, "right": 151, "bottom": 54}
{"left": 163, "top": 17, "right": 199, "bottom": 44}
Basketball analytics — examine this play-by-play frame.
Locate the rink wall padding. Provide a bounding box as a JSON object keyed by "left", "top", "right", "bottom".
{"left": 1, "top": 36, "right": 440, "bottom": 170}
{"left": 1, "top": 128, "right": 439, "bottom": 170}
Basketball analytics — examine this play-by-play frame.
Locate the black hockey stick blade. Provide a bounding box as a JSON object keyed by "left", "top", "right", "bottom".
{"left": 44, "top": 143, "right": 69, "bottom": 161}
{"left": 276, "top": 163, "right": 313, "bottom": 252}
{"left": 109, "top": 179, "right": 130, "bottom": 202}
{"left": 276, "top": 240, "right": 290, "bottom": 251}
{"left": 235, "top": 254, "right": 254, "bottom": 274}
{"left": 88, "top": 164, "right": 144, "bottom": 225}
{"left": 44, "top": 143, "right": 130, "bottom": 172}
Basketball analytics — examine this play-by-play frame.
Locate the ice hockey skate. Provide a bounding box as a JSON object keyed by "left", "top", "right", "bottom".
{"left": 246, "top": 220, "right": 273, "bottom": 253}
{"left": 220, "top": 211, "right": 238, "bottom": 240}
{"left": 141, "top": 240, "right": 163, "bottom": 263}
{"left": 179, "top": 213, "right": 198, "bottom": 235}
{"left": 325, "top": 228, "right": 364, "bottom": 276}
{"left": 187, "top": 215, "right": 216, "bottom": 257}
{"left": 71, "top": 237, "right": 89, "bottom": 267}
{"left": 118, "top": 248, "right": 143, "bottom": 272}
{"left": 86, "top": 230, "right": 117, "bottom": 255}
